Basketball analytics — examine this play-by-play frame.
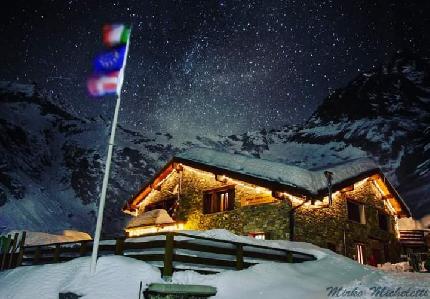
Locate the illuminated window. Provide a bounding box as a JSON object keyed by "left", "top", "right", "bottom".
{"left": 248, "top": 232, "right": 266, "bottom": 240}
{"left": 347, "top": 200, "right": 366, "bottom": 224}
{"left": 203, "top": 188, "right": 235, "bottom": 214}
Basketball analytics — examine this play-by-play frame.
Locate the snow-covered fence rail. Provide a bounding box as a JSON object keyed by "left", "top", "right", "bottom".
{"left": 17, "top": 231, "right": 316, "bottom": 275}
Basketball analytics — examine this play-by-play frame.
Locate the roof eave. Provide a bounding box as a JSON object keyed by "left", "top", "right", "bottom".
{"left": 123, "top": 157, "right": 412, "bottom": 218}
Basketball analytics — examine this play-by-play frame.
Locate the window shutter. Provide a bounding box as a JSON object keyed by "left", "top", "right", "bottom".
{"left": 203, "top": 193, "right": 211, "bottom": 214}
{"left": 227, "top": 188, "right": 235, "bottom": 210}
{"left": 359, "top": 205, "right": 366, "bottom": 224}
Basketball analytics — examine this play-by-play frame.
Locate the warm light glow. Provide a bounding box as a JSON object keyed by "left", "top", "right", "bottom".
{"left": 123, "top": 209, "right": 138, "bottom": 216}
{"left": 215, "top": 174, "right": 227, "bottom": 182}
{"left": 372, "top": 179, "right": 387, "bottom": 197}
{"left": 314, "top": 200, "right": 323, "bottom": 206}
{"left": 183, "top": 165, "right": 272, "bottom": 194}
{"left": 384, "top": 197, "right": 397, "bottom": 215}
{"left": 154, "top": 170, "right": 175, "bottom": 190}
{"left": 393, "top": 215, "right": 400, "bottom": 239}
{"left": 125, "top": 222, "right": 185, "bottom": 237}
{"left": 353, "top": 178, "right": 368, "bottom": 190}
{"left": 282, "top": 192, "right": 306, "bottom": 206}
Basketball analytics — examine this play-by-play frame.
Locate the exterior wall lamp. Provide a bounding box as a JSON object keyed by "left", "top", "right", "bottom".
{"left": 324, "top": 170, "right": 334, "bottom": 206}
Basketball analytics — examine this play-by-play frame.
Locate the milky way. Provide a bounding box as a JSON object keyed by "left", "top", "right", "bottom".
{"left": 0, "top": 1, "right": 428, "bottom": 138}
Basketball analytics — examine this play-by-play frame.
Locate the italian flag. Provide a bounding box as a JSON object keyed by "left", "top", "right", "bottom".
{"left": 87, "top": 71, "right": 120, "bottom": 97}
{"left": 102, "top": 24, "right": 130, "bottom": 47}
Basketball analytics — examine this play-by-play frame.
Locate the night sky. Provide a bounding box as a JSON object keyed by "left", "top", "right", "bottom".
{"left": 1, "top": 1, "right": 428, "bottom": 138}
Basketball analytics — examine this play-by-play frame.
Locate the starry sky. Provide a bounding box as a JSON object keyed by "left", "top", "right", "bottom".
{"left": 0, "top": 0, "right": 428, "bottom": 138}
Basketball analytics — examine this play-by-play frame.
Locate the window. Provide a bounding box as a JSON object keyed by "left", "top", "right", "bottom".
{"left": 248, "top": 232, "right": 266, "bottom": 240}
{"left": 378, "top": 212, "right": 389, "bottom": 231}
{"left": 203, "top": 188, "right": 235, "bottom": 214}
{"left": 347, "top": 200, "right": 366, "bottom": 224}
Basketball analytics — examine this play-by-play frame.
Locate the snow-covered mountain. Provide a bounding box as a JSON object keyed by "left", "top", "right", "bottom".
{"left": 1, "top": 51, "right": 429, "bottom": 235}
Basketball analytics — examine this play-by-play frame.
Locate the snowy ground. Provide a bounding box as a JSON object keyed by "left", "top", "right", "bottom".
{"left": 0, "top": 230, "right": 429, "bottom": 299}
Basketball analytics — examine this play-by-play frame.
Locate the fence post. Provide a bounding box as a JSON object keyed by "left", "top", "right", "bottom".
{"left": 16, "top": 231, "right": 26, "bottom": 267}
{"left": 236, "top": 244, "right": 244, "bottom": 270}
{"left": 79, "top": 241, "right": 87, "bottom": 257}
{"left": 286, "top": 251, "right": 293, "bottom": 263}
{"left": 53, "top": 244, "right": 61, "bottom": 263}
{"left": 33, "top": 246, "right": 41, "bottom": 264}
{"left": 115, "top": 237, "right": 125, "bottom": 255}
{"left": 7, "top": 233, "right": 19, "bottom": 269}
{"left": 163, "top": 233, "right": 174, "bottom": 279}
{"left": 0, "top": 234, "right": 11, "bottom": 271}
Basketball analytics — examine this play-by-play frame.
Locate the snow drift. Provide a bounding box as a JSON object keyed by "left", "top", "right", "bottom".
{"left": 0, "top": 229, "right": 428, "bottom": 299}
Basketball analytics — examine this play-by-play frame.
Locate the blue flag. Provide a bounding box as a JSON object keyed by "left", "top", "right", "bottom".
{"left": 93, "top": 46, "right": 126, "bottom": 73}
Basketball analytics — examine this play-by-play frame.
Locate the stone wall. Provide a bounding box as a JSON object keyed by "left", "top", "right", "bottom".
{"left": 136, "top": 165, "right": 401, "bottom": 263}
{"left": 138, "top": 165, "right": 290, "bottom": 239}
{"left": 294, "top": 179, "right": 400, "bottom": 263}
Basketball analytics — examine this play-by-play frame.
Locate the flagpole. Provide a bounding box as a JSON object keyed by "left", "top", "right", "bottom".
{"left": 90, "top": 27, "right": 131, "bottom": 274}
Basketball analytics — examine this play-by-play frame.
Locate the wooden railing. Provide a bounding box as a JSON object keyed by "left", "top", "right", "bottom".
{"left": 7, "top": 232, "right": 316, "bottom": 275}
{"left": 0, "top": 232, "right": 26, "bottom": 271}
{"left": 399, "top": 230, "right": 426, "bottom": 247}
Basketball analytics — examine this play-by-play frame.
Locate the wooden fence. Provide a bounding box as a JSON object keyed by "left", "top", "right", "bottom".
{"left": 4, "top": 231, "right": 316, "bottom": 276}
{"left": 0, "top": 231, "right": 26, "bottom": 271}
{"left": 399, "top": 230, "right": 427, "bottom": 248}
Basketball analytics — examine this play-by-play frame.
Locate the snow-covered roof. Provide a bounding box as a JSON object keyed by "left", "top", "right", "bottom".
{"left": 125, "top": 147, "right": 410, "bottom": 217}
{"left": 175, "top": 147, "right": 379, "bottom": 196}
{"left": 126, "top": 209, "right": 175, "bottom": 229}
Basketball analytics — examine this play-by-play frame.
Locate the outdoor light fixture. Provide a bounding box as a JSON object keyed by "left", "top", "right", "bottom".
{"left": 215, "top": 174, "right": 228, "bottom": 183}
{"left": 324, "top": 170, "right": 334, "bottom": 206}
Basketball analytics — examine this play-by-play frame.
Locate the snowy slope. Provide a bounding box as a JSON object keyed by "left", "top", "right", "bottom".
{"left": 0, "top": 230, "right": 429, "bottom": 299}
{"left": 0, "top": 82, "right": 225, "bottom": 235}
{"left": 0, "top": 51, "right": 429, "bottom": 236}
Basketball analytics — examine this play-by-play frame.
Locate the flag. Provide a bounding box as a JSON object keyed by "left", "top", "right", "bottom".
{"left": 87, "top": 71, "right": 120, "bottom": 97}
{"left": 93, "top": 46, "right": 126, "bottom": 73}
{"left": 102, "top": 24, "right": 130, "bottom": 47}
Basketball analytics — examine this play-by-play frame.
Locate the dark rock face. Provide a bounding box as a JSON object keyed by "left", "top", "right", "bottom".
{"left": 0, "top": 51, "right": 428, "bottom": 235}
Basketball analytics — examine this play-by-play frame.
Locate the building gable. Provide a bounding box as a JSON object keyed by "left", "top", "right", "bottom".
{"left": 123, "top": 148, "right": 411, "bottom": 217}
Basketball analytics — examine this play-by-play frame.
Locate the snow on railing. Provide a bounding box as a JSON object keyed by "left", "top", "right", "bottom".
{"left": 16, "top": 231, "right": 316, "bottom": 276}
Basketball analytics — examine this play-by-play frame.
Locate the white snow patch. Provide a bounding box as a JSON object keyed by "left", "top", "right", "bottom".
{"left": 1, "top": 229, "right": 429, "bottom": 299}
{"left": 177, "top": 147, "right": 378, "bottom": 195}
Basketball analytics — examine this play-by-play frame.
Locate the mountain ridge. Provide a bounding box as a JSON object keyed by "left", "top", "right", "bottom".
{"left": 0, "top": 51, "right": 429, "bottom": 235}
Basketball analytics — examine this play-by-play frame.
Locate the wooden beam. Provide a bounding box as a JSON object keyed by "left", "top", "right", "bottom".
{"left": 16, "top": 231, "right": 26, "bottom": 267}
{"left": 53, "top": 244, "right": 60, "bottom": 263}
{"left": 115, "top": 237, "right": 125, "bottom": 255}
{"left": 7, "top": 233, "right": 19, "bottom": 269}
{"left": 0, "top": 234, "right": 11, "bottom": 270}
{"left": 236, "top": 244, "right": 244, "bottom": 270}
{"left": 163, "top": 233, "right": 174, "bottom": 278}
{"left": 79, "top": 241, "right": 88, "bottom": 257}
